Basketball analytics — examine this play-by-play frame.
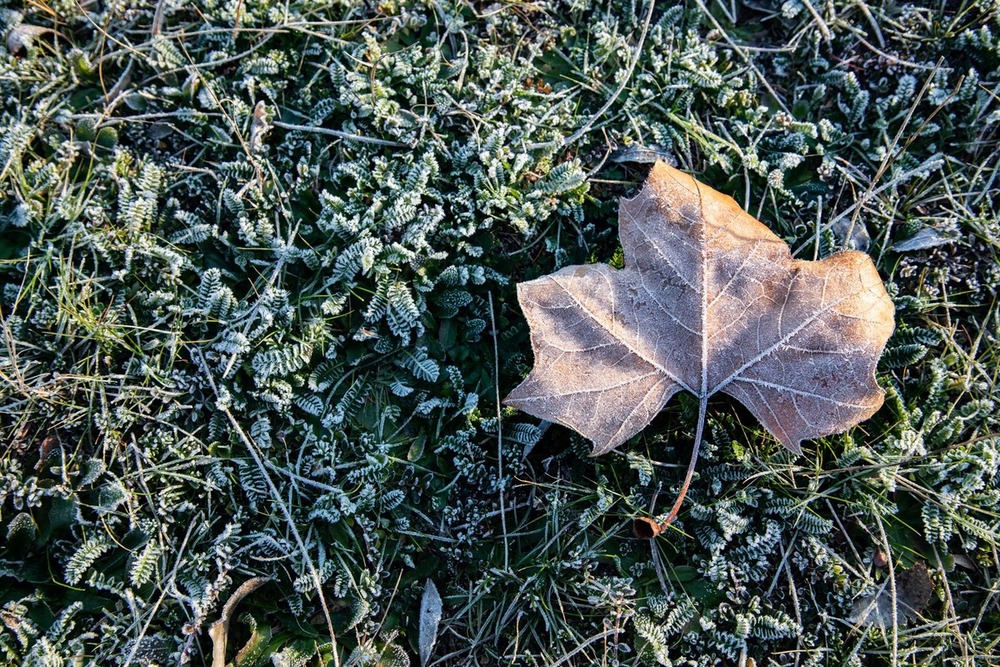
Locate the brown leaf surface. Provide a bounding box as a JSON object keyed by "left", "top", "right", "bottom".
{"left": 505, "top": 162, "right": 895, "bottom": 457}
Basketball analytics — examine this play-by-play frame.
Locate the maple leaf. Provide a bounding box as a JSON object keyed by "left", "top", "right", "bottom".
{"left": 505, "top": 162, "right": 895, "bottom": 531}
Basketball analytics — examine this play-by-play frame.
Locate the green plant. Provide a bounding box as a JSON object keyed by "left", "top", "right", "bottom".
{"left": 0, "top": 0, "right": 997, "bottom": 665}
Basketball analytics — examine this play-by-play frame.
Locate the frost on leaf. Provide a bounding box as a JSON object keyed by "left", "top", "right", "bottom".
{"left": 418, "top": 579, "right": 442, "bottom": 666}
{"left": 850, "top": 561, "right": 933, "bottom": 629}
{"left": 505, "top": 162, "right": 894, "bottom": 462}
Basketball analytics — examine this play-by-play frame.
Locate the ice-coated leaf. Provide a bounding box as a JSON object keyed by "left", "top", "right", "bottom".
{"left": 611, "top": 143, "right": 673, "bottom": 165}
{"left": 505, "top": 161, "right": 895, "bottom": 457}
{"left": 891, "top": 227, "right": 957, "bottom": 252}
{"left": 7, "top": 24, "right": 54, "bottom": 55}
{"left": 419, "top": 578, "right": 442, "bottom": 666}
{"left": 850, "top": 561, "right": 933, "bottom": 628}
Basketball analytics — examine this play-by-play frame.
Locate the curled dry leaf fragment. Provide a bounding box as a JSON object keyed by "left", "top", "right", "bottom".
{"left": 505, "top": 162, "right": 895, "bottom": 533}
{"left": 7, "top": 24, "right": 55, "bottom": 55}
{"left": 249, "top": 100, "right": 270, "bottom": 154}
{"left": 208, "top": 576, "right": 271, "bottom": 667}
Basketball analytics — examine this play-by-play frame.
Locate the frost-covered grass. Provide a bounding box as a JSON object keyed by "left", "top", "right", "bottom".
{"left": 0, "top": 0, "right": 998, "bottom": 665}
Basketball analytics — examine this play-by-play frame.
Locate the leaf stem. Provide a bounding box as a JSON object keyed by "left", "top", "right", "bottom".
{"left": 663, "top": 396, "right": 708, "bottom": 524}
{"left": 634, "top": 396, "right": 707, "bottom": 538}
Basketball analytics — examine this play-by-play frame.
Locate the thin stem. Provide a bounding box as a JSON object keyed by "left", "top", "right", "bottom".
{"left": 489, "top": 292, "right": 510, "bottom": 571}
{"left": 634, "top": 396, "right": 707, "bottom": 538}
{"left": 661, "top": 396, "right": 708, "bottom": 526}
{"left": 272, "top": 120, "right": 412, "bottom": 148}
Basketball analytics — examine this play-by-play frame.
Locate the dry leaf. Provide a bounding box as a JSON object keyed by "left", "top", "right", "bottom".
{"left": 6, "top": 24, "right": 56, "bottom": 55}
{"left": 249, "top": 100, "right": 270, "bottom": 154}
{"left": 505, "top": 162, "right": 894, "bottom": 528}
{"left": 418, "top": 578, "right": 443, "bottom": 666}
{"left": 851, "top": 561, "right": 934, "bottom": 628}
{"left": 891, "top": 226, "right": 957, "bottom": 252}
{"left": 208, "top": 577, "right": 270, "bottom": 667}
